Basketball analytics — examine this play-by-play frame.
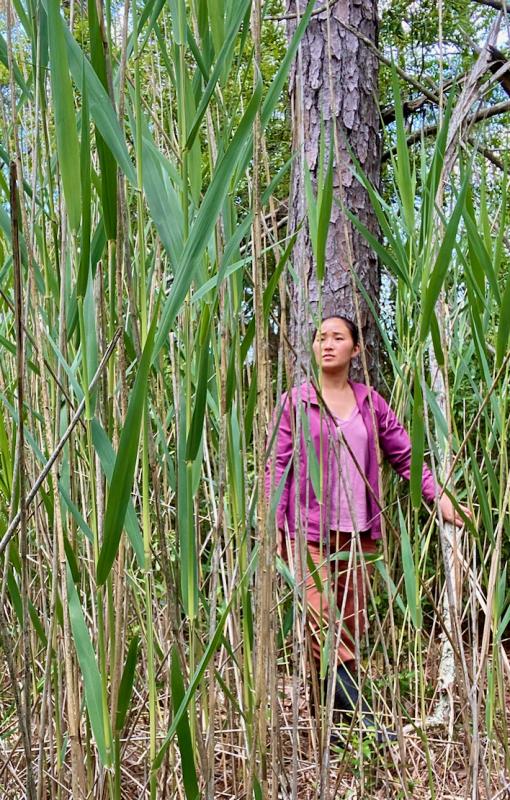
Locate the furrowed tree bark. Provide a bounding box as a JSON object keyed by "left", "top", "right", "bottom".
{"left": 287, "top": 0, "right": 380, "bottom": 382}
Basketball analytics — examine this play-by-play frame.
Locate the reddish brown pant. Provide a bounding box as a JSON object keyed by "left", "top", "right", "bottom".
{"left": 282, "top": 530, "right": 378, "bottom": 665}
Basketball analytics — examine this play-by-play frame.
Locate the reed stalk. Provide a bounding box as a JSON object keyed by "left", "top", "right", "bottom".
{"left": 0, "top": 2, "right": 509, "bottom": 798}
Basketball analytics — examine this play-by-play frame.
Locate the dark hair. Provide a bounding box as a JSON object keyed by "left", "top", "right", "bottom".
{"left": 311, "top": 315, "right": 359, "bottom": 346}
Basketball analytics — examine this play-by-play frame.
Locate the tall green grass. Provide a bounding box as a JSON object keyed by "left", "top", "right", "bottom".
{"left": 0, "top": 2, "right": 508, "bottom": 798}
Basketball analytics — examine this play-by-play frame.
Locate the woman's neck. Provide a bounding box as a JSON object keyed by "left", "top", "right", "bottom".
{"left": 320, "top": 369, "right": 350, "bottom": 392}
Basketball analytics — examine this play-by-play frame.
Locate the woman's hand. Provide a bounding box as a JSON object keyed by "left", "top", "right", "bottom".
{"left": 438, "top": 494, "right": 471, "bottom": 527}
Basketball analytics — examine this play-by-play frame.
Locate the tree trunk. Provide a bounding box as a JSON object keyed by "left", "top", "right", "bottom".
{"left": 287, "top": 0, "right": 380, "bottom": 382}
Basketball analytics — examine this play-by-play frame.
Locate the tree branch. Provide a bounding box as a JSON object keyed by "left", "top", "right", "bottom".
{"left": 461, "top": 24, "right": 510, "bottom": 98}
{"left": 267, "top": 2, "right": 329, "bottom": 21}
{"left": 381, "top": 76, "right": 458, "bottom": 125}
{"left": 383, "top": 42, "right": 510, "bottom": 125}
{"left": 472, "top": 0, "right": 509, "bottom": 11}
{"left": 467, "top": 138, "right": 505, "bottom": 170}
{"left": 382, "top": 99, "right": 510, "bottom": 160}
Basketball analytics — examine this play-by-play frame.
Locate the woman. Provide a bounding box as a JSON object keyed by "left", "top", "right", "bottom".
{"left": 266, "top": 315, "right": 468, "bottom": 742}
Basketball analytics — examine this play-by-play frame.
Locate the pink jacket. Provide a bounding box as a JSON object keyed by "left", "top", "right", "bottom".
{"left": 265, "top": 381, "right": 438, "bottom": 541}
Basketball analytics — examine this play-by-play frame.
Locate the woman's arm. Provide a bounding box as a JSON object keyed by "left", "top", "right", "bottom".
{"left": 265, "top": 392, "right": 294, "bottom": 531}
{"left": 373, "top": 391, "right": 469, "bottom": 526}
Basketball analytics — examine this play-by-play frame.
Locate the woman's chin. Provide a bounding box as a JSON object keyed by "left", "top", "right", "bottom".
{"left": 320, "top": 360, "right": 348, "bottom": 372}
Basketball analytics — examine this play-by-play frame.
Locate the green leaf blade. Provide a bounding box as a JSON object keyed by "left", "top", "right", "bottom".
{"left": 47, "top": 0, "right": 82, "bottom": 231}
{"left": 170, "top": 647, "right": 200, "bottom": 800}
{"left": 67, "top": 566, "right": 111, "bottom": 765}
{"left": 96, "top": 314, "right": 157, "bottom": 585}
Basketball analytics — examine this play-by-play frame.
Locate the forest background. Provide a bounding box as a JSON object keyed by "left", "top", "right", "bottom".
{"left": 0, "top": 0, "right": 509, "bottom": 798}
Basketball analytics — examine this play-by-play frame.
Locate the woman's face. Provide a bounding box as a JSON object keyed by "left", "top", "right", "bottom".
{"left": 312, "top": 317, "right": 360, "bottom": 373}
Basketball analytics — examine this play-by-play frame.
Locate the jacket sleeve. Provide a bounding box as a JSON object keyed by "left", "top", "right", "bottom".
{"left": 373, "top": 391, "right": 438, "bottom": 503}
{"left": 265, "top": 392, "right": 294, "bottom": 530}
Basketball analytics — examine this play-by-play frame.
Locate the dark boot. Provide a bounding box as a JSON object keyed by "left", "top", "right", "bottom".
{"left": 332, "top": 663, "right": 397, "bottom": 745}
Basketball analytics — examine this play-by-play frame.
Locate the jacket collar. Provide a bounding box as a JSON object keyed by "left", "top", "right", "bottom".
{"left": 350, "top": 380, "right": 370, "bottom": 405}
{"left": 297, "top": 381, "right": 319, "bottom": 404}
